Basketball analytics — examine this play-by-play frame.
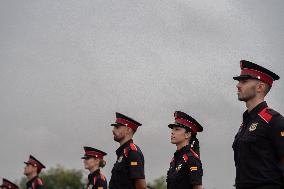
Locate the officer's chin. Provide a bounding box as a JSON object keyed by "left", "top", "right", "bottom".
{"left": 238, "top": 96, "right": 248, "bottom": 102}
{"left": 113, "top": 136, "right": 120, "bottom": 142}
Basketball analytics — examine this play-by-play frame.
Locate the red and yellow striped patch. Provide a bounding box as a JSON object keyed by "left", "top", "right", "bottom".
{"left": 98, "top": 187, "right": 103, "bottom": 189}
{"left": 281, "top": 132, "right": 284, "bottom": 136}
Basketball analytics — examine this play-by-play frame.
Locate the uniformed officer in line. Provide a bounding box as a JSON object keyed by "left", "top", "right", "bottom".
{"left": 109, "top": 112, "right": 147, "bottom": 189}
{"left": 166, "top": 111, "right": 203, "bottom": 189}
{"left": 232, "top": 60, "right": 284, "bottom": 189}
{"left": 0, "top": 178, "right": 19, "bottom": 189}
{"left": 82, "top": 146, "right": 108, "bottom": 189}
{"left": 24, "top": 155, "right": 45, "bottom": 189}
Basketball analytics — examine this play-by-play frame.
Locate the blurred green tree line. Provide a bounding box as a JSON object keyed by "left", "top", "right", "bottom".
{"left": 17, "top": 165, "right": 167, "bottom": 189}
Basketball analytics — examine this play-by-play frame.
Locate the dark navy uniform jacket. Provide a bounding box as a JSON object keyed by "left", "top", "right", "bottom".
{"left": 233, "top": 101, "right": 284, "bottom": 188}
{"left": 167, "top": 145, "right": 203, "bottom": 189}
{"left": 26, "top": 176, "right": 44, "bottom": 189}
{"left": 109, "top": 139, "right": 145, "bottom": 189}
{"left": 86, "top": 169, "right": 107, "bottom": 189}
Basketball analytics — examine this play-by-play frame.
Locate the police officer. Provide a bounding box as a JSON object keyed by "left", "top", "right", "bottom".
{"left": 167, "top": 111, "right": 203, "bottom": 189}
{"left": 24, "top": 155, "right": 45, "bottom": 189}
{"left": 109, "top": 112, "right": 147, "bottom": 189}
{"left": 0, "top": 178, "right": 19, "bottom": 189}
{"left": 232, "top": 60, "right": 284, "bottom": 189}
{"left": 82, "top": 146, "right": 108, "bottom": 189}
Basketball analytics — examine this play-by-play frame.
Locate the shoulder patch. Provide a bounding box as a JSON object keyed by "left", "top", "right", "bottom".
{"left": 124, "top": 148, "right": 129, "bottom": 157}
{"left": 129, "top": 143, "right": 138, "bottom": 151}
{"left": 258, "top": 107, "right": 272, "bottom": 124}
{"left": 183, "top": 154, "right": 188, "bottom": 162}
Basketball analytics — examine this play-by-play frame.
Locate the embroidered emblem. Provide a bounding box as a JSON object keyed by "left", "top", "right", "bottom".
{"left": 87, "top": 185, "right": 93, "bottom": 189}
{"left": 175, "top": 164, "right": 182, "bottom": 172}
{"left": 281, "top": 132, "right": 284, "bottom": 136}
{"left": 249, "top": 123, "right": 258, "bottom": 132}
{"left": 117, "top": 155, "right": 123, "bottom": 163}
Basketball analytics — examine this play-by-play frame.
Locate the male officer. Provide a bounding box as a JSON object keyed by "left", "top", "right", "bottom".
{"left": 109, "top": 112, "right": 147, "bottom": 189}
{"left": 232, "top": 60, "right": 284, "bottom": 189}
{"left": 0, "top": 178, "right": 19, "bottom": 189}
{"left": 24, "top": 155, "right": 45, "bottom": 189}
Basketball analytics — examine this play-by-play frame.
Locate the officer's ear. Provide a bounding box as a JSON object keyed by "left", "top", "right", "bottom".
{"left": 185, "top": 130, "right": 191, "bottom": 140}
{"left": 255, "top": 81, "right": 266, "bottom": 94}
{"left": 126, "top": 127, "right": 135, "bottom": 136}
{"left": 31, "top": 165, "right": 39, "bottom": 174}
{"left": 94, "top": 158, "right": 101, "bottom": 165}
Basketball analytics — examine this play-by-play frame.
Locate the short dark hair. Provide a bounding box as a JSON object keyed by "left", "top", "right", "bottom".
{"left": 263, "top": 83, "right": 271, "bottom": 96}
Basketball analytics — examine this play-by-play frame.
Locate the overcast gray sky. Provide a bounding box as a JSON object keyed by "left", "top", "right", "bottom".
{"left": 1, "top": 0, "right": 284, "bottom": 188}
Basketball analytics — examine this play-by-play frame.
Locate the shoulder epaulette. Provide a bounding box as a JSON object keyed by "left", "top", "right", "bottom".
{"left": 37, "top": 178, "right": 43, "bottom": 186}
{"left": 93, "top": 173, "right": 105, "bottom": 186}
{"left": 32, "top": 178, "right": 42, "bottom": 189}
{"left": 258, "top": 107, "right": 272, "bottom": 124}
{"left": 190, "top": 148, "right": 200, "bottom": 159}
{"left": 124, "top": 143, "right": 138, "bottom": 158}
{"left": 100, "top": 173, "right": 106, "bottom": 181}
{"left": 129, "top": 143, "right": 138, "bottom": 151}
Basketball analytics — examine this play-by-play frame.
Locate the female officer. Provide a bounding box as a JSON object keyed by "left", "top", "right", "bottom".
{"left": 82, "top": 146, "right": 108, "bottom": 189}
{"left": 167, "top": 111, "right": 203, "bottom": 189}
{"left": 0, "top": 178, "right": 19, "bottom": 189}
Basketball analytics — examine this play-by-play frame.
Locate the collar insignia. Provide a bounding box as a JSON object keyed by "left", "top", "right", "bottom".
{"left": 249, "top": 123, "right": 258, "bottom": 132}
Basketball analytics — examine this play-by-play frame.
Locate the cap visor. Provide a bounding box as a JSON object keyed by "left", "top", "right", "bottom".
{"left": 233, "top": 75, "right": 253, "bottom": 81}
{"left": 168, "top": 124, "right": 178, "bottom": 129}
{"left": 81, "top": 155, "right": 94, "bottom": 159}
{"left": 197, "top": 126, "right": 203, "bottom": 132}
{"left": 111, "top": 123, "right": 125, "bottom": 127}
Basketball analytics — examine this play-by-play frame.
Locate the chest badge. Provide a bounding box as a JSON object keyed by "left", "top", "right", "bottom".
{"left": 175, "top": 164, "right": 182, "bottom": 172}
{"left": 87, "top": 184, "right": 93, "bottom": 189}
{"left": 117, "top": 155, "right": 123, "bottom": 163}
{"left": 249, "top": 123, "right": 258, "bottom": 132}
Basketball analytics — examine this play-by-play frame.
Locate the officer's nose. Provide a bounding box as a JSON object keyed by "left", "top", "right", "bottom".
{"left": 236, "top": 82, "right": 241, "bottom": 89}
